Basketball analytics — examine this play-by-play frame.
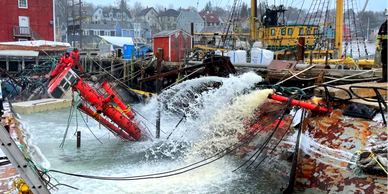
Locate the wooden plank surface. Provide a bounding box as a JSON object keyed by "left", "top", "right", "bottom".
{"left": 314, "top": 82, "right": 387, "bottom": 99}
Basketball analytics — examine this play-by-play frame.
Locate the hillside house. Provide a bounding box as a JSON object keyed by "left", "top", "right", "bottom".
{"left": 199, "top": 12, "right": 221, "bottom": 27}
{"left": 158, "top": 9, "right": 180, "bottom": 30}
{"left": 136, "top": 7, "right": 160, "bottom": 32}
{"left": 176, "top": 10, "right": 204, "bottom": 34}
{"left": 92, "top": 7, "right": 132, "bottom": 23}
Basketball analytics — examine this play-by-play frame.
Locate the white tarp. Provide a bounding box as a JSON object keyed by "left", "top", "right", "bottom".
{"left": 250, "top": 48, "right": 274, "bottom": 64}
{"left": 0, "top": 50, "right": 39, "bottom": 57}
{"left": 99, "top": 36, "right": 134, "bottom": 47}
{"left": 0, "top": 41, "right": 70, "bottom": 47}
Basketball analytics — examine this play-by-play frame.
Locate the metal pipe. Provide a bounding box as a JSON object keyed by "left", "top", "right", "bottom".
{"left": 188, "top": 60, "right": 343, "bottom": 69}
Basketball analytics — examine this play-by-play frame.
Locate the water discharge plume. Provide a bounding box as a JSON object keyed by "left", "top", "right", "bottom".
{"left": 140, "top": 72, "right": 264, "bottom": 143}
{"left": 189, "top": 89, "right": 274, "bottom": 159}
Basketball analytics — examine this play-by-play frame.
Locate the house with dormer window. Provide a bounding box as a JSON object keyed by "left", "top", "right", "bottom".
{"left": 92, "top": 7, "right": 132, "bottom": 23}
{"left": 136, "top": 7, "right": 161, "bottom": 32}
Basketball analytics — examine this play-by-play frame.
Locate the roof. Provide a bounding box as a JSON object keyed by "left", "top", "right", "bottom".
{"left": 159, "top": 9, "right": 180, "bottom": 17}
{"left": 111, "top": 8, "right": 132, "bottom": 19}
{"left": 93, "top": 7, "right": 103, "bottom": 14}
{"left": 177, "top": 11, "right": 204, "bottom": 23}
{"left": 83, "top": 23, "right": 116, "bottom": 30}
{"left": 0, "top": 50, "right": 39, "bottom": 57}
{"left": 199, "top": 12, "right": 220, "bottom": 23}
{"left": 137, "top": 7, "right": 157, "bottom": 17}
{"left": 99, "top": 36, "right": 134, "bottom": 47}
{"left": 239, "top": 17, "right": 249, "bottom": 23}
{"left": 153, "top": 29, "right": 191, "bottom": 38}
{"left": 200, "top": 25, "right": 234, "bottom": 33}
{"left": 117, "top": 21, "right": 133, "bottom": 29}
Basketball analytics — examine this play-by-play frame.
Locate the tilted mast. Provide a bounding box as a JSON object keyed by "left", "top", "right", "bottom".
{"left": 251, "top": 0, "right": 257, "bottom": 40}
{"left": 335, "top": 0, "right": 344, "bottom": 58}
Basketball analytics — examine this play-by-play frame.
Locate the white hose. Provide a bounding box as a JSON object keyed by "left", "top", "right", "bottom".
{"left": 18, "top": 119, "right": 51, "bottom": 169}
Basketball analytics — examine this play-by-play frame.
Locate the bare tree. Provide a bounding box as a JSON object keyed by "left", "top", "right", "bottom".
{"left": 116, "top": 0, "right": 129, "bottom": 10}
{"left": 155, "top": 3, "right": 165, "bottom": 13}
{"left": 168, "top": 4, "right": 174, "bottom": 9}
{"left": 132, "top": 1, "right": 144, "bottom": 17}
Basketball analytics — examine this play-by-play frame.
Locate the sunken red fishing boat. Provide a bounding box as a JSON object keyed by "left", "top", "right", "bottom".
{"left": 46, "top": 66, "right": 142, "bottom": 140}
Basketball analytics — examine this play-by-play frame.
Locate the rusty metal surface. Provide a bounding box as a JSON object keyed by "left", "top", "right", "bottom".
{"left": 295, "top": 109, "right": 388, "bottom": 193}
{"left": 242, "top": 99, "right": 387, "bottom": 193}
{"left": 267, "top": 60, "right": 297, "bottom": 70}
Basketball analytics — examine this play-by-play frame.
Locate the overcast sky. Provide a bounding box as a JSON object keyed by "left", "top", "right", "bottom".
{"left": 84, "top": 0, "right": 385, "bottom": 12}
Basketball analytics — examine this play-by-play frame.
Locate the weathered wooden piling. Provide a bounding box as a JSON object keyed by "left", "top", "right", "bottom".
{"left": 77, "top": 131, "right": 81, "bottom": 148}
{"left": 156, "top": 52, "right": 162, "bottom": 139}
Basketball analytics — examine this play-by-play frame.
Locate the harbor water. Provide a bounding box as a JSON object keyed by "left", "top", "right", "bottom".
{"left": 20, "top": 72, "right": 290, "bottom": 194}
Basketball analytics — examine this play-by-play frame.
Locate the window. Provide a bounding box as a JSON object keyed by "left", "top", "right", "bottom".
{"left": 281, "top": 28, "right": 286, "bottom": 35}
{"left": 104, "top": 31, "right": 110, "bottom": 36}
{"left": 109, "top": 13, "right": 113, "bottom": 17}
{"left": 99, "top": 10, "right": 102, "bottom": 14}
{"left": 299, "top": 28, "right": 304, "bottom": 35}
{"left": 271, "top": 29, "right": 275, "bottom": 36}
{"left": 95, "top": 15, "right": 97, "bottom": 20}
{"left": 18, "top": 0, "right": 28, "bottom": 8}
{"left": 111, "top": 31, "right": 115, "bottom": 36}
{"left": 314, "top": 29, "right": 318, "bottom": 35}
{"left": 83, "top": 30, "right": 89, "bottom": 35}
{"left": 287, "top": 28, "right": 293, "bottom": 35}
{"left": 100, "top": 30, "right": 104, "bottom": 35}
{"left": 94, "top": 30, "right": 99, "bottom": 35}
{"left": 307, "top": 30, "right": 310, "bottom": 35}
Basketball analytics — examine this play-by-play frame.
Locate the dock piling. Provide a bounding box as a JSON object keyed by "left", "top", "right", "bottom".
{"left": 156, "top": 52, "right": 162, "bottom": 139}
{"left": 77, "top": 131, "right": 81, "bottom": 148}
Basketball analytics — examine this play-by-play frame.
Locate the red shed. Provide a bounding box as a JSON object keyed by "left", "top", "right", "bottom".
{"left": 153, "top": 29, "right": 192, "bottom": 62}
{"left": 0, "top": 0, "right": 54, "bottom": 42}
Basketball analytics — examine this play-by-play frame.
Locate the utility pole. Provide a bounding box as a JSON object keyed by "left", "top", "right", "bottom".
{"left": 71, "top": 0, "right": 75, "bottom": 47}
{"left": 79, "top": 0, "right": 82, "bottom": 49}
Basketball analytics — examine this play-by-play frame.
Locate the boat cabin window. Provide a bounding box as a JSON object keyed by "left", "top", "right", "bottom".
{"left": 299, "top": 28, "right": 304, "bottom": 35}
{"left": 288, "top": 28, "right": 293, "bottom": 35}
{"left": 314, "top": 29, "right": 318, "bottom": 35}
{"left": 281, "top": 28, "right": 286, "bottom": 35}
{"left": 271, "top": 29, "right": 275, "bottom": 36}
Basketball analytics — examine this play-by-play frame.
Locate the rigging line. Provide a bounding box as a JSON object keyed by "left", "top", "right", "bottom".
{"left": 254, "top": 96, "right": 303, "bottom": 169}
{"left": 346, "top": 0, "right": 353, "bottom": 57}
{"left": 51, "top": 107, "right": 286, "bottom": 181}
{"left": 243, "top": 94, "right": 298, "bottom": 169}
{"left": 302, "top": 0, "right": 314, "bottom": 25}
{"left": 50, "top": 117, "right": 279, "bottom": 181}
{"left": 78, "top": 109, "right": 103, "bottom": 144}
{"left": 350, "top": 0, "right": 361, "bottom": 58}
{"left": 306, "top": 0, "right": 319, "bottom": 26}
{"left": 286, "top": 0, "right": 294, "bottom": 23}
{"left": 221, "top": 0, "right": 238, "bottom": 48}
{"left": 59, "top": 97, "right": 75, "bottom": 148}
{"left": 232, "top": 100, "right": 292, "bottom": 172}
{"left": 294, "top": 0, "right": 305, "bottom": 25}
{"left": 166, "top": 114, "right": 186, "bottom": 140}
